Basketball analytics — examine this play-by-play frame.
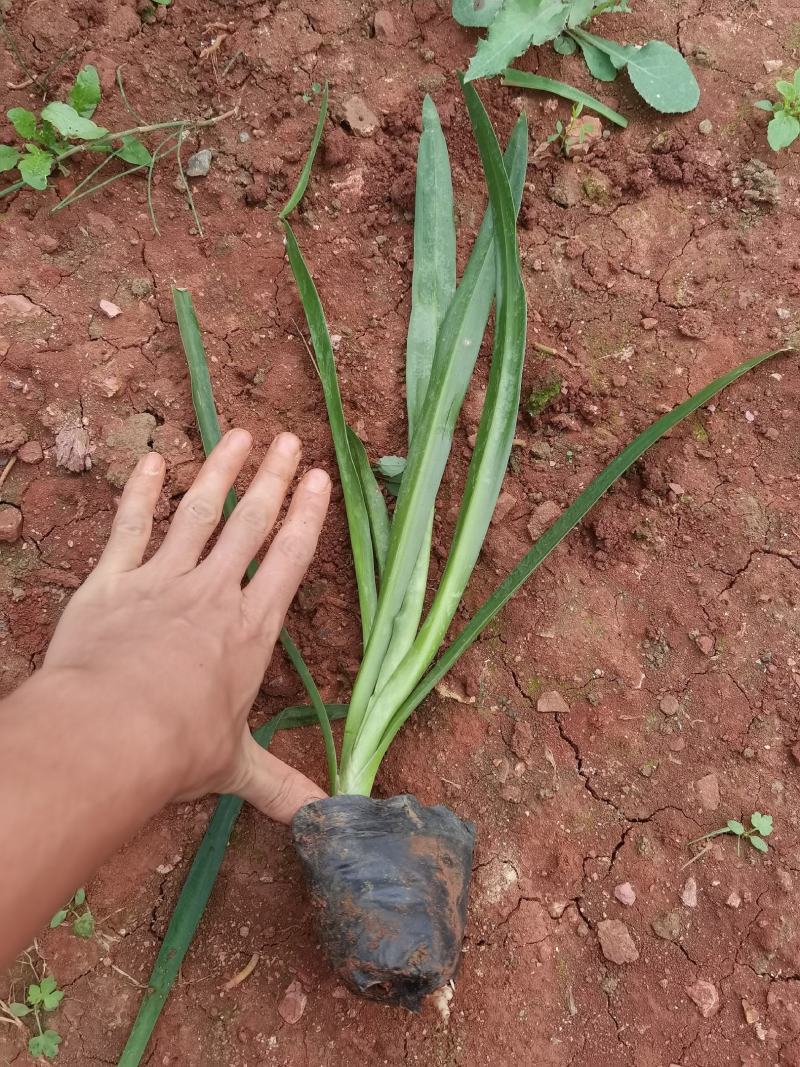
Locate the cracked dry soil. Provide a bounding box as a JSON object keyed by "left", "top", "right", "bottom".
{"left": 2, "top": 0, "right": 800, "bottom": 1064}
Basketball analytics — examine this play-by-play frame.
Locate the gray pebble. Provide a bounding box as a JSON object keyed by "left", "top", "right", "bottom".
{"left": 186, "top": 149, "right": 212, "bottom": 177}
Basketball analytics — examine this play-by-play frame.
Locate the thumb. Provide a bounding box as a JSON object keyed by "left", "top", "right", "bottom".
{"left": 235, "top": 738, "right": 327, "bottom": 825}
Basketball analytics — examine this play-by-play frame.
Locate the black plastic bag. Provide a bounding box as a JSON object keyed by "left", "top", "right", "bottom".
{"left": 292, "top": 793, "right": 475, "bottom": 1010}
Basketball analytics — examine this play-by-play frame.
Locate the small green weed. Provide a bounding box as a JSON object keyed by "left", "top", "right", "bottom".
{"left": 546, "top": 101, "right": 594, "bottom": 153}
{"left": 2, "top": 964, "right": 64, "bottom": 1061}
{"left": 690, "top": 811, "right": 773, "bottom": 856}
{"left": 50, "top": 887, "right": 95, "bottom": 940}
{"left": 755, "top": 69, "right": 800, "bottom": 151}
{"left": 525, "top": 377, "right": 562, "bottom": 417}
{"left": 1, "top": 63, "right": 232, "bottom": 232}
{"left": 453, "top": 0, "right": 700, "bottom": 114}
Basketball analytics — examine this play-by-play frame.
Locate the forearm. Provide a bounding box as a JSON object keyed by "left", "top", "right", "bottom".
{"left": 0, "top": 667, "right": 176, "bottom": 968}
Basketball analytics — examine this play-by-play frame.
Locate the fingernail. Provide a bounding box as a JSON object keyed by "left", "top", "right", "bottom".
{"left": 227, "top": 428, "right": 252, "bottom": 451}
{"left": 274, "top": 432, "right": 301, "bottom": 457}
{"left": 141, "top": 451, "right": 164, "bottom": 474}
{"left": 305, "top": 468, "right": 330, "bottom": 493}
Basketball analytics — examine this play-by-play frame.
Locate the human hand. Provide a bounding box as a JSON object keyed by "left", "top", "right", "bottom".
{"left": 42, "top": 429, "right": 331, "bottom": 823}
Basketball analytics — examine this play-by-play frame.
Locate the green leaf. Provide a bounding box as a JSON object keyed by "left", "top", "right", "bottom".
{"left": 750, "top": 835, "right": 769, "bottom": 853}
{"left": 768, "top": 111, "right": 800, "bottom": 151}
{"left": 279, "top": 83, "right": 328, "bottom": 219}
{"left": 118, "top": 136, "right": 153, "bottom": 166}
{"left": 570, "top": 28, "right": 632, "bottom": 70}
{"left": 503, "top": 69, "right": 628, "bottom": 126}
{"left": 27, "top": 983, "right": 43, "bottom": 1005}
{"left": 19, "top": 147, "right": 54, "bottom": 190}
{"left": 754, "top": 99, "right": 775, "bottom": 111}
{"left": 566, "top": 0, "right": 594, "bottom": 27}
{"left": 623, "top": 40, "right": 701, "bottom": 113}
{"left": 0, "top": 145, "right": 20, "bottom": 172}
{"left": 452, "top": 0, "right": 504, "bottom": 27}
{"left": 117, "top": 704, "right": 348, "bottom": 1067}
{"left": 375, "top": 455, "right": 407, "bottom": 479}
{"left": 575, "top": 36, "right": 619, "bottom": 81}
{"left": 41, "top": 988, "right": 64, "bottom": 1012}
{"left": 347, "top": 427, "right": 391, "bottom": 577}
{"left": 28, "top": 1030, "right": 62, "bottom": 1061}
{"left": 750, "top": 812, "right": 773, "bottom": 837}
{"left": 151, "top": 0, "right": 172, "bottom": 4}
{"left": 7, "top": 107, "right": 37, "bottom": 139}
{"left": 8, "top": 1002, "right": 31, "bottom": 1017}
{"left": 464, "top": 0, "right": 571, "bottom": 82}
{"left": 775, "top": 79, "right": 794, "bottom": 99}
{"left": 795, "top": 67, "right": 800, "bottom": 94}
{"left": 40, "top": 102, "right": 108, "bottom": 141}
{"left": 68, "top": 65, "right": 101, "bottom": 118}
{"left": 73, "top": 888, "right": 86, "bottom": 907}
{"left": 553, "top": 34, "right": 577, "bottom": 55}
{"left": 49, "top": 908, "right": 69, "bottom": 928}
{"left": 727, "top": 819, "right": 746, "bottom": 836}
{"left": 39, "top": 977, "right": 57, "bottom": 996}
{"left": 72, "top": 911, "right": 95, "bottom": 939}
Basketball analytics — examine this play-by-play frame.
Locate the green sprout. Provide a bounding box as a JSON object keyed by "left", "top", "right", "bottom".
{"left": 755, "top": 69, "right": 800, "bottom": 151}
{"left": 690, "top": 812, "right": 774, "bottom": 856}
{"left": 50, "top": 887, "right": 95, "bottom": 940}
{"left": 6, "top": 975, "right": 64, "bottom": 1061}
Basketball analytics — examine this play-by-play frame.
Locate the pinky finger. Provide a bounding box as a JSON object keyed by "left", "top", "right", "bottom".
{"left": 96, "top": 452, "right": 166, "bottom": 574}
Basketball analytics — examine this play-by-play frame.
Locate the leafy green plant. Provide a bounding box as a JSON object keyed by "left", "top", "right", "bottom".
{"left": 755, "top": 69, "right": 800, "bottom": 151}
{"left": 453, "top": 0, "right": 700, "bottom": 115}
{"left": 50, "top": 887, "right": 94, "bottom": 940}
{"left": 691, "top": 812, "right": 773, "bottom": 855}
{"left": 1, "top": 64, "right": 232, "bottom": 231}
{"left": 546, "top": 100, "right": 594, "bottom": 152}
{"left": 6, "top": 975, "right": 64, "bottom": 1061}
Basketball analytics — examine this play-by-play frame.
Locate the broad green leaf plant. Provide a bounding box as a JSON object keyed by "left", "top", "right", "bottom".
{"left": 1, "top": 64, "right": 232, "bottom": 233}
{"left": 691, "top": 812, "right": 774, "bottom": 856}
{"left": 756, "top": 68, "right": 800, "bottom": 151}
{"left": 6, "top": 974, "right": 64, "bottom": 1061}
{"left": 453, "top": 0, "right": 700, "bottom": 115}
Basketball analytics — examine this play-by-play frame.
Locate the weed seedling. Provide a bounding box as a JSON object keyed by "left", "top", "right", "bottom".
{"left": 690, "top": 812, "right": 773, "bottom": 856}
{"left": 49, "top": 888, "right": 95, "bottom": 940}
{"left": 755, "top": 69, "right": 800, "bottom": 151}
{"left": 453, "top": 0, "right": 700, "bottom": 115}
{"left": 4, "top": 963, "right": 64, "bottom": 1061}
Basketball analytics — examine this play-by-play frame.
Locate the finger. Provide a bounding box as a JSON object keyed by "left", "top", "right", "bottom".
{"left": 236, "top": 739, "right": 327, "bottom": 824}
{"left": 96, "top": 452, "right": 166, "bottom": 574}
{"left": 154, "top": 428, "right": 252, "bottom": 574}
{"left": 244, "top": 467, "right": 331, "bottom": 638}
{"left": 203, "top": 432, "right": 301, "bottom": 581}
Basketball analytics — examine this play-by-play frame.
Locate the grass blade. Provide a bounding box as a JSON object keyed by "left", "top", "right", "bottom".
{"left": 501, "top": 69, "right": 629, "bottom": 127}
{"left": 364, "top": 346, "right": 793, "bottom": 778}
{"left": 279, "top": 84, "right": 328, "bottom": 220}
{"left": 172, "top": 287, "right": 338, "bottom": 791}
{"left": 117, "top": 704, "right": 348, "bottom": 1067}
{"left": 340, "top": 76, "right": 527, "bottom": 790}
{"left": 282, "top": 226, "right": 379, "bottom": 643}
{"left": 406, "top": 95, "right": 456, "bottom": 440}
{"left": 346, "top": 426, "right": 390, "bottom": 576}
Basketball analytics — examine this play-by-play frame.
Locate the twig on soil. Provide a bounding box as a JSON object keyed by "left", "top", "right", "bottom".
{"left": 174, "top": 124, "right": 204, "bottom": 237}
{"left": 532, "top": 340, "right": 581, "bottom": 368}
{"left": 110, "top": 965, "right": 147, "bottom": 989}
{"left": 116, "top": 65, "right": 147, "bottom": 124}
{"left": 222, "top": 49, "right": 244, "bottom": 77}
{"left": 680, "top": 843, "right": 712, "bottom": 870}
{"left": 222, "top": 952, "right": 259, "bottom": 992}
{"left": 0, "top": 455, "right": 17, "bottom": 490}
{"left": 1, "top": 18, "right": 40, "bottom": 91}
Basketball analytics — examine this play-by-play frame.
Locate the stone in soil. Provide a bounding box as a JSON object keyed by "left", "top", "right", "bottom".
{"left": 660, "top": 694, "right": 680, "bottom": 716}
{"left": 341, "top": 95, "right": 380, "bottom": 136}
{"left": 17, "top": 441, "right": 43, "bottom": 464}
{"left": 373, "top": 9, "right": 396, "bottom": 42}
{"left": 614, "top": 882, "right": 636, "bottom": 906}
{"left": 681, "top": 876, "right": 698, "bottom": 908}
{"left": 597, "top": 919, "right": 639, "bottom": 964}
{"left": 651, "top": 909, "right": 683, "bottom": 941}
{"left": 0, "top": 506, "right": 22, "bottom": 543}
{"left": 685, "top": 979, "right": 719, "bottom": 1018}
{"left": 537, "top": 690, "right": 570, "bottom": 715}
{"left": 0, "top": 421, "right": 28, "bottom": 454}
{"left": 186, "top": 149, "right": 212, "bottom": 177}
{"left": 55, "top": 425, "right": 91, "bottom": 472}
{"left": 695, "top": 772, "right": 720, "bottom": 811}
{"left": 99, "top": 299, "right": 122, "bottom": 318}
{"left": 278, "top": 979, "right": 307, "bottom": 1024}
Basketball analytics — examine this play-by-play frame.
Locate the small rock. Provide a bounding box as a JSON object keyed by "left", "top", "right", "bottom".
{"left": 698, "top": 119, "right": 713, "bottom": 135}
{"left": 548, "top": 900, "right": 569, "bottom": 918}
{"left": 511, "top": 719, "right": 533, "bottom": 760}
{"left": 537, "top": 690, "right": 570, "bottom": 715}
{"left": 373, "top": 9, "right": 397, "bottom": 42}
{"left": 55, "top": 425, "right": 91, "bottom": 472}
{"left": 491, "top": 490, "right": 518, "bottom": 526}
{"left": 0, "top": 505, "right": 22, "bottom": 543}
{"left": 130, "top": 277, "right": 153, "bottom": 298}
{"left": 17, "top": 441, "right": 43, "bottom": 464}
{"left": 641, "top": 317, "right": 658, "bottom": 330}
{"left": 99, "top": 299, "right": 122, "bottom": 318}
{"left": 764, "top": 427, "right": 779, "bottom": 441}
{"left": 342, "top": 95, "right": 380, "bottom": 137}
{"left": 185, "top": 149, "right": 212, "bottom": 177}
{"left": 726, "top": 891, "right": 741, "bottom": 909}
{"left": 0, "top": 294, "right": 41, "bottom": 319}
{"left": 0, "top": 421, "right": 28, "bottom": 455}
{"left": 681, "top": 877, "right": 698, "bottom": 908}
{"left": 685, "top": 979, "right": 719, "bottom": 1018}
{"left": 660, "top": 694, "right": 680, "bottom": 717}
{"left": 614, "top": 882, "right": 636, "bottom": 907}
{"left": 651, "top": 909, "right": 682, "bottom": 942}
{"left": 36, "top": 234, "right": 59, "bottom": 252}
{"left": 764, "top": 59, "right": 783, "bottom": 73}
{"left": 696, "top": 634, "right": 715, "bottom": 656}
{"left": 668, "top": 482, "right": 685, "bottom": 497}
{"left": 527, "top": 500, "right": 561, "bottom": 539}
{"left": 695, "top": 772, "right": 720, "bottom": 811}
{"left": 277, "top": 980, "right": 307, "bottom": 1024}
{"left": 564, "top": 114, "right": 603, "bottom": 157}
{"left": 597, "top": 919, "right": 639, "bottom": 965}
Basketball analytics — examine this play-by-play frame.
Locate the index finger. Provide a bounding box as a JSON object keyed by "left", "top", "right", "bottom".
{"left": 243, "top": 467, "right": 330, "bottom": 640}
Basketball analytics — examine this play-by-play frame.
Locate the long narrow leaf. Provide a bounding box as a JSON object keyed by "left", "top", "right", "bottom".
{"left": 173, "top": 288, "right": 338, "bottom": 791}
{"left": 339, "top": 108, "right": 530, "bottom": 767}
{"left": 282, "top": 227, "right": 378, "bottom": 643}
{"left": 346, "top": 426, "right": 390, "bottom": 575}
{"left": 279, "top": 84, "right": 328, "bottom": 220}
{"left": 340, "top": 76, "right": 527, "bottom": 789}
{"left": 502, "top": 69, "right": 628, "bottom": 127}
{"left": 362, "top": 346, "right": 793, "bottom": 781}
{"left": 406, "top": 95, "right": 456, "bottom": 440}
{"left": 117, "top": 704, "right": 348, "bottom": 1067}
